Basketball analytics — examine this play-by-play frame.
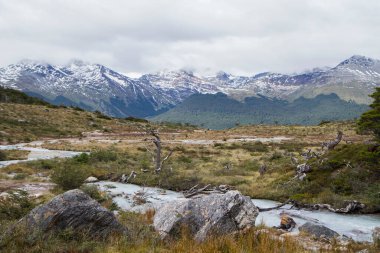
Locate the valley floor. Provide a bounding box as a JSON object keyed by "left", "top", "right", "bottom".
{"left": 1, "top": 102, "right": 379, "bottom": 252}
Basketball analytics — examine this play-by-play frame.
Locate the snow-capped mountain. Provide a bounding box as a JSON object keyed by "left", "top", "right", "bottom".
{"left": 0, "top": 55, "right": 378, "bottom": 118}
{"left": 286, "top": 55, "right": 380, "bottom": 104}
{"left": 0, "top": 60, "right": 175, "bottom": 117}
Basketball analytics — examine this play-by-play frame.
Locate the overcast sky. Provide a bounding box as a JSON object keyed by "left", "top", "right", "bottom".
{"left": 0, "top": 0, "right": 379, "bottom": 76}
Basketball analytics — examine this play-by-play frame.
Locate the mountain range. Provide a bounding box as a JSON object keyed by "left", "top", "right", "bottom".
{"left": 0, "top": 55, "right": 379, "bottom": 128}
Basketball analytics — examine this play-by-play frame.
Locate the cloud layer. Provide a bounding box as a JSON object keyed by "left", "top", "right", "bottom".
{"left": 0, "top": 0, "right": 379, "bottom": 75}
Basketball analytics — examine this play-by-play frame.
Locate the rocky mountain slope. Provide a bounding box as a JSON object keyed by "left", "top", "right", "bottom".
{"left": 0, "top": 56, "right": 378, "bottom": 119}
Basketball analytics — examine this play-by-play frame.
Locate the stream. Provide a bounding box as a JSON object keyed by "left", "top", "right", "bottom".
{"left": 0, "top": 143, "right": 82, "bottom": 168}
{"left": 0, "top": 142, "right": 379, "bottom": 242}
{"left": 93, "top": 181, "right": 380, "bottom": 242}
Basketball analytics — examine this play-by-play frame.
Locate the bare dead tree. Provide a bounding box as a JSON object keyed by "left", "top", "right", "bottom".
{"left": 146, "top": 129, "right": 174, "bottom": 173}
{"left": 259, "top": 164, "right": 267, "bottom": 176}
{"left": 322, "top": 131, "right": 343, "bottom": 150}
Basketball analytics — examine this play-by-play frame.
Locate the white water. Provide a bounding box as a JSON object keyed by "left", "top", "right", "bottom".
{"left": 93, "top": 181, "right": 380, "bottom": 242}
{"left": 0, "top": 143, "right": 82, "bottom": 168}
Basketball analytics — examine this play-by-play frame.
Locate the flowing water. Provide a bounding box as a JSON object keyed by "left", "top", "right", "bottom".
{"left": 0, "top": 143, "right": 82, "bottom": 168}
{"left": 93, "top": 181, "right": 380, "bottom": 242}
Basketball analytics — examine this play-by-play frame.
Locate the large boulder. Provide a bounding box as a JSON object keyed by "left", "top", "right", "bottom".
{"left": 299, "top": 222, "right": 339, "bottom": 239}
{"left": 153, "top": 190, "right": 259, "bottom": 241}
{"left": 8, "top": 189, "right": 126, "bottom": 241}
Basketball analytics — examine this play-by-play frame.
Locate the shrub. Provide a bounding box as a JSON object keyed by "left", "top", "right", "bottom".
{"left": 177, "top": 155, "right": 192, "bottom": 164}
{"left": 94, "top": 110, "right": 112, "bottom": 120}
{"left": 80, "top": 184, "right": 104, "bottom": 202}
{"left": 89, "top": 149, "right": 118, "bottom": 162}
{"left": 0, "top": 190, "right": 35, "bottom": 221}
{"left": 51, "top": 163, "right": 89, "bottom": 190}
{"left": 124, "top": 116, "right": 149, "bottom": 123}
{"left": 74, "top": 153, "right": 89, "bottom": 163}
{"left": 269, "top": 152, "right": 283, "bottom": 161}
{"left": 0, "top": 150, "right": 6, "bottom": 161}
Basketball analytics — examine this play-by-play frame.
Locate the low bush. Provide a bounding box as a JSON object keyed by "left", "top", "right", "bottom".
{"left": 0, "top": 150, "right": 6, "bottom": 161}
{"left": 0, "top": 190, "right": 36, "bottom": 221}
{"left": 89, "top": 149, "right": 118, "bottom": 162}
{"left": 51, "top": 163, "right": 90, "bottom": 190}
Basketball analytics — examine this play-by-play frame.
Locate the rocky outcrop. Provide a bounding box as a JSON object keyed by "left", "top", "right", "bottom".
{"left": 153, "top": 190, "right": 259, "bottom": 241}
{"left": 299, "top": 222, "right": 339, "bottom": 239}
{"left": 8, "top": 189, "right": 126, "bottom": 241}
{"left": 84, "top": 176, "right": 99, "bottom": 183}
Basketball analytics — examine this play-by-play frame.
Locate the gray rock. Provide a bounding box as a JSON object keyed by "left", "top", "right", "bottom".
{"left": 299, "top": 222, "right": 339, "bottom": 239}
{"left": 84, "top": 176, "right": 99, "bottom": 183}
{"left": 9, "top": 189, "right": 126, "bottom": 240}
{"left": 153, "top": 190, "right": 259, "bottom": 241}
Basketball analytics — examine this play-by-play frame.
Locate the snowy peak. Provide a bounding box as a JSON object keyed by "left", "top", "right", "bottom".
{"left": 215, "top": 71, "right": 231, "bottom": 81}
{"left": 337, "top": 55, "right": 379, "bottom": 68}
{"left": 328, "top": 55, "right": 380, "bottom": 81}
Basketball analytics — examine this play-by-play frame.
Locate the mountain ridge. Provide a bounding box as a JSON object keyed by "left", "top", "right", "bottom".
{"left": 0, "top": 55, "right": 378, "bottom": 119}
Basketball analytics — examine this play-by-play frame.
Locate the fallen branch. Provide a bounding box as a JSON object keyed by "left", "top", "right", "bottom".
{"left": 290, "top": 200, "right": 365, "bottom": 214}
{"left": 183, "top": 184, "right": 233, "bottom": 198}
{"left": 258, "top": 199, "right": 292, "bottom": 212}
{"left": 184, "top": 184, "right": 211, "bottom": 198}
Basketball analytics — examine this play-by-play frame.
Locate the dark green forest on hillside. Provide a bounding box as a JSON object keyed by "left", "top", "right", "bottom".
{"left": 153, "top": 93, "right": 369, "bottom": 129}
{"left": 0, "top": 86, "right": 51, "bottom": 106}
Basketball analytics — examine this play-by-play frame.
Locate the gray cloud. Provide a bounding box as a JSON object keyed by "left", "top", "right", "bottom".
{"left": 0, "top": 0, "right": 379, "bottom": 76}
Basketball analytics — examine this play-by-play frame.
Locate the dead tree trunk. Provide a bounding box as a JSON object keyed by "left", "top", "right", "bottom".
{"left": 322, "top": 131, "right": 343, "bottom": 150}
{"left": 147, "top": 130, "right": 173, "bottom": 173}
{"left": 259, "top": 164, "right": 267, "bottom": 176}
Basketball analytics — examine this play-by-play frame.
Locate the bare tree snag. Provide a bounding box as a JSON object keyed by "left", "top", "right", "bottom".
{"left": 146, "top": 129, "right": 173, "bottom": 173}
{"left": 322, "top": 131, "right": 343, "bottom": 150}
{"left": 259, "top": 164, "right": 267, "bottom": 176}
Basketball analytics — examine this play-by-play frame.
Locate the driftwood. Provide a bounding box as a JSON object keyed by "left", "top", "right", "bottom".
{"left": 257, "top": 198, "right": 364, "bottom": 214}
{"left": 322, "top": 131, "right": 343, "bottom": 150}
{"left": 120, "top": 171, "right": 137, "bottom": 183}
{"left": 296, "top": 163, "right": 312, "bottom": 174}
{"left": 300, "top": 149, "right": 321, "bottom": 160}
{"left": 183, "top": 184, "right": 232, "bottom": 198}
{"left": 290, "top": 200, "right": 365, "bottom": 214}
{"left": 258, "top": 199, "right": 292, "bottom": 212}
